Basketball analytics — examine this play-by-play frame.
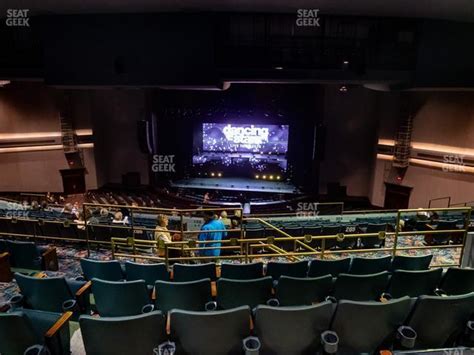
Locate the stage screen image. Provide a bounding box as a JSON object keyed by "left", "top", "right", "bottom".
{"left": 202, "top": 123, "right": 289, "bottom": 154}
{"left": 193, "top": 123, "right": 290, "bottom": 174}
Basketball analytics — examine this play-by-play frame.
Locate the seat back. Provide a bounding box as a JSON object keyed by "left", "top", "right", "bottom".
{"left": 276, "top": 275, "right": 333, "bottom": 306}
{"left": 255, "top": 302, "right": 334, "bottom": 355}
{"left": 308, "top": 258, "right": 351, "bottom": 277}
{"left": 125, "top": 261, "right": 169, "bottom": 285}
{"left": 173, "top": 262, "right": 216, "bottom": 281}
{"left": 439, "top": 268, "right": 474, "bottom": 295}
{"left": 350, "top": 256, "right": 392, "bottom": 275}
{"left": 333, "top": 271, "right": 390, "bottom": 301}
{"left": 266, "top": 260, "right": 308, "bottom": 280}
{"left": 220, "top": 262, "right": 264, "bottom": 280}
{"left": 360, "top": 223, "right": 387, "bottom": 248}
{"left": 80, "top": 311, "right": 167, "bottom": 355}
{"left": 216, "top": 277, "right": 273, "bottom": 309}
{"left": 15, "top": 273, "right": 73, "bottom": 312}
{"left": 321, "top": 225, "right": 341, "bottom": 249}
{"left": 155, "top": 278, "right": 212, "bottom": 313}
{"left": 387, "top": 269, "right": 443, "bottom": 298}
{"left": 170, "top": 306, "right": 251, "bottom": 355}
{"left": 331, "top": 297, "right": 412, "bottom": 353}
{"left": 0, "top": 311, "right": 41, "bottom": 355}
{"left": 433, "top": 220, "right": 457, "bottom": 244}
{"left": 80, "top": 259, "right": 124, "bottom": 281}
{"left": 6, "top": 240, "right": 41, "bottom": 269}
{"left": 406, "top": 293, "right": 474, "bottom": 349}
{"left": 92, "top": 279, "right": 150, "bottom": 317}
{"left": 391, "top": 254, "right": 433, "bottom": 271}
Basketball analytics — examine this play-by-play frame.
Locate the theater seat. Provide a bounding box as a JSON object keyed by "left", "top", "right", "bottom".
{"left": 333, "top": 271, "right": 390, "bottom": 301}
{"left": 6, "top": 240, "right": 58, "bottom": 271}
{"left": 216, "top": 277, "right": 273, "bottom": 309}
{"left": 349, "top": 256, "right": 392, "bottom": 275}
{"left": 155, "top": 278, "right": 212, "bottom": 313}
{"left": 125, "top": 261, "right": 170, "bottom": 287}
{"left": 80, "top": 258, "right": 124, "bottom": 281}
{"left": 275, "top": 275, "right": 333, "bottom": 306}
{"left": 405, "top": 293, "right": 474, "bottom": 349}
{"left": 15, "top": 273, "right": 91, "bottom": 315}
{"left": 438, "top": 268, "right": 474, "bottom": 295}
{"left": 173, "top": 262, "right": 217, "bottom": 282}
{"left": 254, "top": 302, "right": 334, "bottom": 355}
{"left": 170, "top": 306, "right": 252, "bottom": 355}
{"left": 360, "top": 223, "right": 387, "bottom": 248}
{"left": 307, "top": 258, "right": 351, "bottom": 277}
{"left": 391, "top": 254, "right": 433, "bottom": 271}
{"left": 386, "top": 269, "right": 443, "bottom": 298}
{"left": 266, "top": 260, "right": 308, "bottom": 281}
{"left": 92, "top": 279, "right": 152, "bottom": 317}
{"left": 220, "top": 262, "right": 264, "bottom": 280}
{"left": 331, "top": 297, "right": 412, "bottom": 354}
{"left": 0, "top": 309, "right": 71, "bottom": 355}
{"left": 80, "top": 311, "right": 167, "bottom": 355}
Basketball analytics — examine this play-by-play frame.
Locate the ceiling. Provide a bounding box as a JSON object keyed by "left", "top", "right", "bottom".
{"left": 1, "top": 0, "right": 474, "bottom": 22}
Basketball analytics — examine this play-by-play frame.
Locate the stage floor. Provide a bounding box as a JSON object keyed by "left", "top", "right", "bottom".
{"left": 171, "top": 177, "right": 300, "bottom": 194}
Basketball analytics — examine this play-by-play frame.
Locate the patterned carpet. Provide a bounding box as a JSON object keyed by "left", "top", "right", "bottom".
{"left": 0, "top": 234, "right": 462, "bottom": 306}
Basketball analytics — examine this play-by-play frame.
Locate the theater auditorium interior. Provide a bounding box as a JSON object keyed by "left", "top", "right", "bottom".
{"left": 1, "top": 1, "right": 474, "bottom": 355}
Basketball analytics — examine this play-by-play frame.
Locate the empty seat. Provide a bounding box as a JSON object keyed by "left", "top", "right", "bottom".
{"left": 125, "top": 261, "right": 170, "bottom": 286}
{"left": 216, "top": 277, "right": 273, "bottom": 309}
{"left": 173, "top": 262, "right": 217, "bottom": 282}
{"left": 245, "top": 227, "right": 265, "bottom": 238}
{"left": 254, "top": 302, "right": 334, "bottom": 355}
{"left": 80, "top": 311, "right": 167, "bottom": 355}
{"left": 80, "top": 258, "right": 124, "bottom": 281}
{"left": 428, "top": 220, "right": 458, "bottom": 245}
{"left": 7, "top": 240, "right": 58, "bottom": 270}
{"left": 360, "top": 223, "right": 387, "bottom": 248}
{"left": 331, "top": 297, "right": 412, "bottom": 353}
{"left": 333, "top": 271, "right": 390, "bottom": 301}
{"left": 15, "top": 272, "right": 90, "bottom": 314}
{"left": 170, "top": 306, "right": 252, "bottom": 355}
{"left": 276, "top": 275, "right": 333, "bottom": 306}
{"left": 438, "top": 268, "right": 474, "bottom": 295}
{"left": 350, "top": 256, "right": 392, "bottom": 275}
{"left": 155, "top": 278, "right": 212, "bottom": 313}
{"left": 386, "top": 269, "right": 443, "bottom": 298}
{"left": 0, "top": 308, "right": 71, "bottom": 355}
{"left": 391, "top": 254, "right": 433, "bottom": 271}
{"left": 338, "top": 224, "right": 359, "bottom": 249}
{"left": 321, "top": 225, "right": 340, "bottom": 250}
{"left": 266, "top": 260, "right": 308, "bottom": 281}
{"left": 308, "top": 258, "right": 351, "bottom": 277}
{"left": 92, "top": 279, "right": 151, "bottom": 317}
{"left": 220, "top": 262, "right": 264, "bottom": 280}
{"left": 405, "top": 293, "right": 474, "bottom": 349}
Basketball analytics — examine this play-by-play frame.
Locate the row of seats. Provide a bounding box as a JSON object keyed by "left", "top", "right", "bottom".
{"left": 3, "top": 293, "right": 474, "bottom": 354}
{"left": 78, "top": 254, "right": 436, "bottom": 284}
{"left": 0, "top": 239, "right": 58, "bottom": 272}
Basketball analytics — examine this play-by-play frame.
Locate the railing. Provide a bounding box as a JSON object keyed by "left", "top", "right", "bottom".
{"left": 0, "top": 203, "right": 471, "bottom": 268}
{"left": 428, "top": 196, "right": 451, "bottom": 208}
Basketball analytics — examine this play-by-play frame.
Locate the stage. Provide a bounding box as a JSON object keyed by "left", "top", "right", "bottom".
{"left": 171, "top": 177, "right": 300, "bottom": 194}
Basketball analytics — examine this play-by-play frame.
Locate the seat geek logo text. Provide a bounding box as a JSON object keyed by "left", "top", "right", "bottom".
{"left": 6, "top": 9, "right": 30, "bottom": 27}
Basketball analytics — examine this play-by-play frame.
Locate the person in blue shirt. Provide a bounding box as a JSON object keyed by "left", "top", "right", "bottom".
{"left": 198, "top": 211, "right": 227, "bottom": 257}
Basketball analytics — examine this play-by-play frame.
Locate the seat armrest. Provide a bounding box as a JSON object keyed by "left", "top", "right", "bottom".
{"left": 0, "top": 252, "right": 12, "bottom": 282}
{"left": 380, "top": 293, "right": 393, "bottom": 302}
{"left": 243, "top": 336, "right": 261, "bottom": 355}
{"left": 41, "top": 248, "right": 58, "bottom": 271}
{"left": 75, "top": 281, "right": 92, "bottom": 297}
{"left": 45, "top": 311, "right": 73, "bottom": 338}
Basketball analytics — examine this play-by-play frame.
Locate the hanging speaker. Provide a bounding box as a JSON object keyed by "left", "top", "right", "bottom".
{"left": 137, "top": 120, "right": 152, "bottom": 154}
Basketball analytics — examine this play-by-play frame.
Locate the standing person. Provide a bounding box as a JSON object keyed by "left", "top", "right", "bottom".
{"left": 198, "top": 211, "right": 227, "bottom": 257}
{"left": 154, "top": 214, "right": 181, "bottom": 258}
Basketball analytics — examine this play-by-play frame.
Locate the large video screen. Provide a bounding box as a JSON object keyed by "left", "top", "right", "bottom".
{"left": 202, "top": 123, "right": 289, "bottom": 154}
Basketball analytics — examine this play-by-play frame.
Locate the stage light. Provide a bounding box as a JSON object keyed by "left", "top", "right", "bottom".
{"left": 339, "top": 85, "right": 348, "bottom": 92}
{"left": 262, "top": 175, "right": 267, "bottom": 179}
{"left": 276, "top": 176, "right": 281, "bottom": 180}
{"left": 274, "top": 66, "right": 284, "bottom": 70}
{"left": 255, "top": 175, "right": 260, "bottom": 179}
{"left": 210, "top": 172, "right": 215, "bottom": 177}
{"left": 269, "top": 175, "right": 274, "bottom": 180}
{"left": 217, "top": 172, "right": 222, "bottom": 177}
{"left": 0, "top": 80, "right": 11, "bottom": 87}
